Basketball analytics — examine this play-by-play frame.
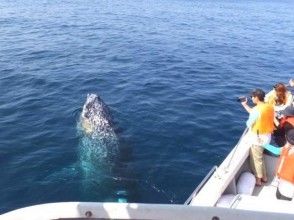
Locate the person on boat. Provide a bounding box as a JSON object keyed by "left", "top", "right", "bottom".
{"left": 264, "top": 128, "right": 294, "bottom": 201}
{"left": 241, "top": 88, "right": 275, "bottom": 186}
{"left": 265, "top": 83, "right": 293, "bottom": 112}
{"left": 264, "top": 83, "right": 293, "bottom": 147}
{"left": 271, "top": 105, "right": 294, "bottom": 147}
{"left": 279, "top": 105, "right": 294, "bottom": 130}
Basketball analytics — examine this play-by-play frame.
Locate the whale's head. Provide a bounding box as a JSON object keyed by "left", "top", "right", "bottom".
{"left": 80, "top": 93, "right": 112, "bottom": 135}
{"left": 82, "top": 94, "right": 100, "bottom": 119}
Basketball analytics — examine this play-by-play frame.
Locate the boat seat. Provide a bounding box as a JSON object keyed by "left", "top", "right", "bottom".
{"left": 216, "top": 171, "right": 256, "bottom": 208}
{"left": 236, "top": 172, "right": 256, "bottom": 195}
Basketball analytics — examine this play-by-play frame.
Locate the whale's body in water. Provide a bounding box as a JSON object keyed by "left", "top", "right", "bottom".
{"left": 78, "top": 94, "right": 119, "bottom": 189}
{"left": 46, "top": 94, "right": 130, "bottom": 201}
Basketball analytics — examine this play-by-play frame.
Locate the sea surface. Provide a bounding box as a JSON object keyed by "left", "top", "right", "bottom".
{"left": 0, "top": 0, "right": 293, "bottom": 214}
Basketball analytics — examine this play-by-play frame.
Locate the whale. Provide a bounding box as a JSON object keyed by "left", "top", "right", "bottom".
{"left": 43, "top": 94, "right": 130, "bottom": 202}
{"left": 78, "top": 94, "right": 119, "bottom": 187}
{"left": 80, "top": 93, "right": 117, "bottom": 141}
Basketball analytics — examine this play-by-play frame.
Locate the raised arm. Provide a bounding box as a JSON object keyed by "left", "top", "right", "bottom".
{"left": 241, "top": 98, "right": 253, "bottom": 113}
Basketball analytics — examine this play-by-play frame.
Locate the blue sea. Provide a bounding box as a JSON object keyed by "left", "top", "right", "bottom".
{"left": 0, "top": 0, "right": 293, "bottom": 214}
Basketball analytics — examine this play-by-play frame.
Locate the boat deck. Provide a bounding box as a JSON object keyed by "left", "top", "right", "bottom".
{"left": 253, "top": 177, "right": 279, "bottom": 199}
{"left": 252, "top": 153, "right": 279, "bottom": 198}
{"left": 230, "top": 154, "right": 294, "bottom": 213}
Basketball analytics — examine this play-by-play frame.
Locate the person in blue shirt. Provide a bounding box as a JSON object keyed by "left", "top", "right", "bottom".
{"left": 241, "top": 89, "right": 275, "bottom": 186}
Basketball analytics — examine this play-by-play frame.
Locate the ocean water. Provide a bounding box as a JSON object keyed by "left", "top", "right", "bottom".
{"left": 0, "top": 0, "right": 293, "bottom": 213}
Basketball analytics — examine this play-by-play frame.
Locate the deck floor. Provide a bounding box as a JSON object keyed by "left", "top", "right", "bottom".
{"left": 252, "top": 154, "right": 279, "bottom": 199}
{"left": 253, "top": 176, "right": 279, "bottom": 199}
{"left": 233, "top": 154, "right": 294, "bottom": 213}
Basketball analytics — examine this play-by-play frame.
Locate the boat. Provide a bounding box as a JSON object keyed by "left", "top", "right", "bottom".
{"left": 1, "top": 128, "right": 294, "bottom": 220}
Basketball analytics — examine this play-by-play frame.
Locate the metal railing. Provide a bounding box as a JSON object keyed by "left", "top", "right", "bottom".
{"left": 184, "top": 166, "right": 217, "bottom": 205}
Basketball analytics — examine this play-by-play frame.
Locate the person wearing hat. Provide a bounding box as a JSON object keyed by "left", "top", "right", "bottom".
{"left": 241, "top": 88, "right": 275, "bottom": 186}
{"left": 263, "top": 129, "right": 294, "bottom": 201}
{"left": 272, "top": 105, "right": 294, "bottom": 147}
{"left": 279, "top": 105, "right": 294, "bottom": 131}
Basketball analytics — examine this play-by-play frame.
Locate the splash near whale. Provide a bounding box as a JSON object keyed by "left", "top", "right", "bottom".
{"left": 78, "top": 94, "right": 119, "bottom": 189}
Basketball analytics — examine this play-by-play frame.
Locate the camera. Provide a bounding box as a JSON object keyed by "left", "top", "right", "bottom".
{"left": 237, "top": 96, "right": 247, "bottom": 102}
